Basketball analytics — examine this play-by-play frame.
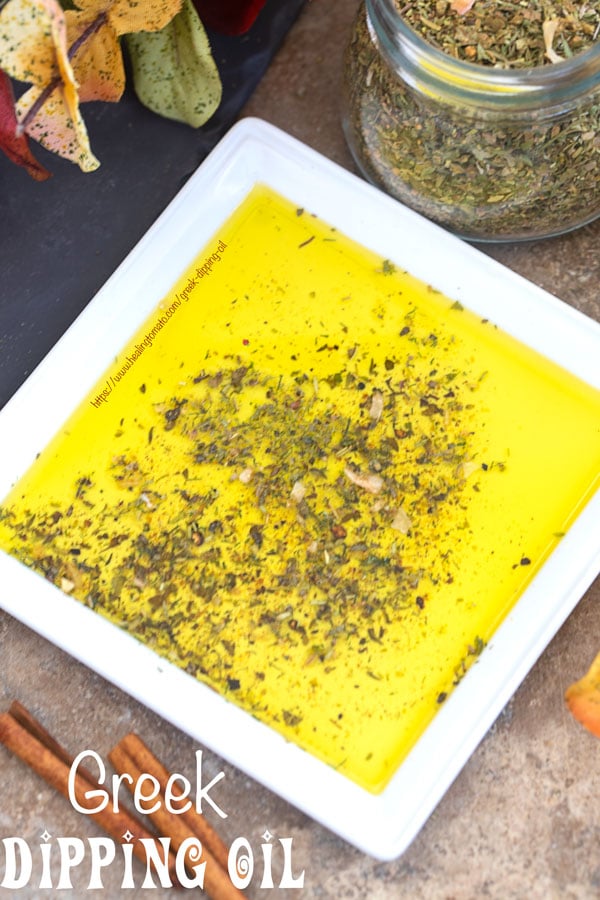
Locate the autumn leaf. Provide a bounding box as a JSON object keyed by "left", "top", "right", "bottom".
{"left": 0, "top": 69, "right": 51, "bottom": 179}
{"left": 0, "top": 0, "right": 183, "bottom": 173}
{"left": 565, "top": 651, "right": 600, "bottom": 739}
{"left": 191, "top": 0, "right": 267, "bottom": 36}
{"left": 0, "top": 0, "right": 63, "bottom": 85}
{"left": 63, "top": 0, "right": 183, "bottom": 107}
{"left": 127, "top": 0, "right": 222, "bottom": 128}
{"left": 65, "top": 9, "right": 126, "bottom": 103}
{"left": 17, "top": 83, "right": 100, "bottom": 171}
{"left": 0, "top": 0, "right": 99, "bottom": 171}
{"left": 72, "top": 0, "right": 183, "bottom": 37}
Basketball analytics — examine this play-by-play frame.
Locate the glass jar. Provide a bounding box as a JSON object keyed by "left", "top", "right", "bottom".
{"left": 342, "top": 0, "right": 600, "bottom": 242}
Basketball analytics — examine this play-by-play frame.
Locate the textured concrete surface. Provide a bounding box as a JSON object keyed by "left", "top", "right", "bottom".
{"left": 1, "top": 1, "right": 600, "bottom": 898}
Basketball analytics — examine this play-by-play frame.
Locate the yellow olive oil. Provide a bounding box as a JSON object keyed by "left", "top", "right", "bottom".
{"left": 1, "top": 184, "right": 599, "bottom": 792}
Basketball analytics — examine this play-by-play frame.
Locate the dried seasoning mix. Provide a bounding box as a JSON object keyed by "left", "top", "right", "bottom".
{"left": 343, "top": 0, "right": 600, "bottom": 239}
{"left": 1, "top": 185, "right": 599, "bottom": 791}
{"left": 402, "top": 0, "right": 600, "bottom": 68}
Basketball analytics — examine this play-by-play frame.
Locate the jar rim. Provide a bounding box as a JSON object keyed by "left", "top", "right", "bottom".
{"left": 367, "top": 0, "right": 600, "bottom": 106}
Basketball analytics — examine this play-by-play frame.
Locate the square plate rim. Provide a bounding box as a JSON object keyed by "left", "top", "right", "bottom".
{"left": 0, "top": 116, "right": 599, "bottom": 861}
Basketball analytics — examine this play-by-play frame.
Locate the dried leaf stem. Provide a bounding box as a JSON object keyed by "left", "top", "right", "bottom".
{"left": 16, "top": 11, "right": 108, "bottom": 136}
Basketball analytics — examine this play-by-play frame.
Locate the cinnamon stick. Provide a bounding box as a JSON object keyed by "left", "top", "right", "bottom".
{"left": 8, "top": 700, "right": 97, "bottom": 785}
{"left": 109, "top": 736, "right": 246, "bottom": 900}
{"left": 118, "top": 732, "right": 230, "bottom": 870}
{"left": 0, "top": 710, "right": 180, "bottom": 886}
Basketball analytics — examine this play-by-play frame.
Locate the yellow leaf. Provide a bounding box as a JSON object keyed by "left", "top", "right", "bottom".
{"left": 0, "top": 0, "right": 98, "bottom": 171}
{"left": 66, "top": 10, "right": 125, "bottom": 103}
{"left": 17, "top": 83, "right": 100, "bottom": 171}
{"left": 0, "top": 0, "right": 183, "bottom": 173}
{"left": 565, "top": 651, "right": 600, "bottom": 739}
{"left": 74, "top": 0, "right": 183, "bottom": 36}
{"left": 0, "top": 0, "right": 62, "bottom": 85}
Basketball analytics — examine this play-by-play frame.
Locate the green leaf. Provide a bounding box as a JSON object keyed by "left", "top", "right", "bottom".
{"left": 126, "top": 0, "right": 222, "bottom": 128}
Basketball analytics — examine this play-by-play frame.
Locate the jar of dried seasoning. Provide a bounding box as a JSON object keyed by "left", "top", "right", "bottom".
{"left": 342, "top": 0, "right": 600, "bottom": 241}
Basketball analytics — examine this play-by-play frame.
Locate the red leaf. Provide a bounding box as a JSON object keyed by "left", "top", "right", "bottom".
{"left": 0, "top": 71, "right": 52, "bottom": 181}
{"left": 191, "top": 0, "right": 267, "bottom": 35}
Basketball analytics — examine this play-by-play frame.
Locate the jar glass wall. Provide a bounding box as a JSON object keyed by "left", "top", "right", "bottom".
{"left": 342, "top": 0, "right": 600, "bottom": 242}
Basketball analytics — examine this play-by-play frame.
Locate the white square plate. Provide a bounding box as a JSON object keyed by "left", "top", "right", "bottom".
{"left": 1, "top": 118, "right": 599, "bottom": 860}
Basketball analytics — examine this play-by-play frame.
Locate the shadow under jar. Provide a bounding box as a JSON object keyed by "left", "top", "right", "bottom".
{"left": 343, "top": 0, "right": 600, "bottom": 242}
